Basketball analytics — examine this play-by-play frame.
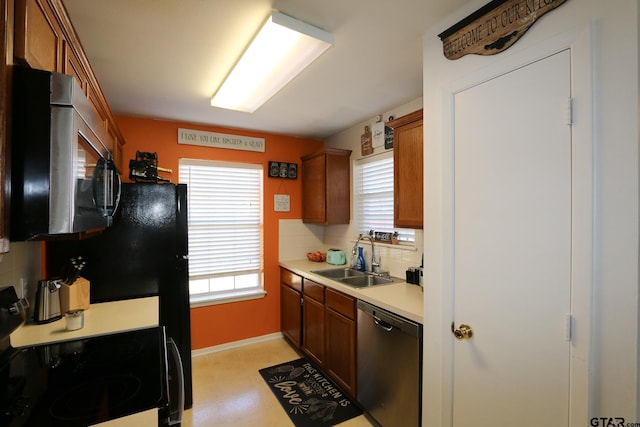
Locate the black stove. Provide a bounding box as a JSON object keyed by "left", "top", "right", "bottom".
{"left": 0, "top": 287, "right": 172, "bottom": 426}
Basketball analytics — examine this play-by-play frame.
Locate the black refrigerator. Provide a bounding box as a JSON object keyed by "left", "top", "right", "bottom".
{"left": 47, "top": 182, "right": 193, "bottom": 408}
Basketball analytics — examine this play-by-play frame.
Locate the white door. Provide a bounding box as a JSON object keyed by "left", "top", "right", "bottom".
{"left": 452, "top": 49, "right": 572, "bottom": 426}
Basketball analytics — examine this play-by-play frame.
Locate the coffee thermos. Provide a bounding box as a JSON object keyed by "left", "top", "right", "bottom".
{"left": 34, "top": 280, "right": 62, "bottom": 323}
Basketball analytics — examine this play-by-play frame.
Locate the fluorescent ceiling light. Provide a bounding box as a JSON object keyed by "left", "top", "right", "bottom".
{"left": 211, "top": 11, "right": 333, "bottom": 113}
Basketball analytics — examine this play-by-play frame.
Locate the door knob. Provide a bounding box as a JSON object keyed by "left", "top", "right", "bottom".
{"left": 451, "top": 322, "right": 473, "bottom": 340}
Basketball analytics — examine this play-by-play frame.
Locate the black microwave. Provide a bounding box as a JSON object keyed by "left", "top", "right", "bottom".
{"left": 10, "top": 66, "right": 121, "bottom": 241}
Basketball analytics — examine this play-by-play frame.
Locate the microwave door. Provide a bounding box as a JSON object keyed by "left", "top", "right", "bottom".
{"left": 49, "top": 106, "right": 76, "bottom": 234}
{"left": 48, "top": 106, "right": 105, "bottom": 234}
{"left": 93, "top": 157, "right": 121, "bottom": 221}
{"left": 74, "top": 130, "right": 110, "bottom": 232}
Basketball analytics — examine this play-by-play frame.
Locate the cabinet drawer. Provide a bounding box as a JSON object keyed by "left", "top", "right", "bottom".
{"left": 280, "top": 268, "right": 302, "bottom": 292}
{"left": 303, "top": 279, "right": 325, "bottom": 302}
{"left": 326, "top": 288, "right": 356, "bottom": 320}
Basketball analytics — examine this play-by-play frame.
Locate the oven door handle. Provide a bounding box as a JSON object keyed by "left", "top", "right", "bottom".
{"left": 166, "top": 337, "right": 185, "bottom": 425}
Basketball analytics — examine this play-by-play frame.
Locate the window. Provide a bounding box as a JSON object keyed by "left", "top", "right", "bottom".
{"left": 179, "top": 159, "right": 264, "bottom": 305}
{"left": 353, "top": 152, "right": 415, "bottom": 243}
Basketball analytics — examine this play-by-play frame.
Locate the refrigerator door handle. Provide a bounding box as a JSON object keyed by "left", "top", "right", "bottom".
{"left": 166, "top": 337, "right": 185, "bottom": 425}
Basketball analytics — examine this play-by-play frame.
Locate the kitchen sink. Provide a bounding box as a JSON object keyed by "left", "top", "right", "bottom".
{"left": 312, "top": 267, "right": 367, "bottom": 279}
{"left": 312, "top": 267, "right": 395, "bottom": 288}
{"left": 339, "top": 275, "right": 394, "bottom": 287}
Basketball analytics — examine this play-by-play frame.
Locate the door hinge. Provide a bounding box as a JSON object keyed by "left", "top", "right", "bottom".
{"left": 565, "top": 97, "right": 574, "bottom": 126}
{"left": 564, "top": 313, "right": 573, "bottom": 342}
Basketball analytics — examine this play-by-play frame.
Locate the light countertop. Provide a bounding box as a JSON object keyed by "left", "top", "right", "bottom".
{"left": 279, "top": 259, "right": 423, "bottom": 324}
{"left": 10, "top": 296, "right": 159, "bottom": 348}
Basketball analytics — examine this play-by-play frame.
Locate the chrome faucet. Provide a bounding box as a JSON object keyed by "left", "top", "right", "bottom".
{"left": 353, "top": 234, "right": 385, "bottom": 275}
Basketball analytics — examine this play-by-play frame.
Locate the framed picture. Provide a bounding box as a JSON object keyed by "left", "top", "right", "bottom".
{"left": 287, "top": 163, "right": 297, "bottom": 179}
{"left": 268, "top": 161, "right": 298, "bottom": 179}
{"left": 268, "top": 161, "right": 281, "bottom": 178}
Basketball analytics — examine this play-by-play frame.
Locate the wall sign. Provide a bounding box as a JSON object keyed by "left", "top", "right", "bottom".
{"left": 361, "top": 126, "right": 373, "bottom": 156}
{"left": 274, "top": 194, "right": 291, "bottom": 212}
{"left": 438, "top": 0, "right": 568, "bottom": 60}
{"left": 384, "top": 116, "right": 395, "bottom": 150}
{"left": 372, "top": 122, "right": 385, "bottom": 148}
{"left": 178, "top": 128, "right": 265, "bottom": 152}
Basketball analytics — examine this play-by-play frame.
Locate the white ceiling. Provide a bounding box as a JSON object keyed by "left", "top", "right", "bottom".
{"left": 61, "top": 0, "right": 468, "bottom": 140}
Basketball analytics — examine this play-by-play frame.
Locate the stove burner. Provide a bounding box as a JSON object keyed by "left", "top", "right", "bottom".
{"left": 49, "top": 374, "right": 142, "bottom": 422}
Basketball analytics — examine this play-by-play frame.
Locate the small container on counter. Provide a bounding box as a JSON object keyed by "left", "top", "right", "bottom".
{"left": 406, "top": 268, "right": 420, "bottom": 285}
{"left": 65, "top": 310, "right": 84, "bottom": 331}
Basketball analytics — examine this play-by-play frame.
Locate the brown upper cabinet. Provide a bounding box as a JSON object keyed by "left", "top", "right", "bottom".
{"left": 301, "top": 148, "right": 352, "bottom": 225}
{"left": 388, "top": 109, "right": 423, "bottom": 229}
{"left": 14, "top": 0, "right": 126, "bottom": 170}
{"left": 14, "top": 0, "right": 63, "bottom": 72}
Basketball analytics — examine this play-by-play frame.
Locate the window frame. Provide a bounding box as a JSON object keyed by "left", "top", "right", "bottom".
{"left": 179, "top": 158, "right": 265, "bottom": 307}
{"left": 353, "top": 151, "right": 416, "bottom": 246}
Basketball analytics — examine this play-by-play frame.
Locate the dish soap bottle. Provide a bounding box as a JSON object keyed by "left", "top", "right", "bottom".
{"left": 355, "top": 246, "right": 366, "bottom": 272}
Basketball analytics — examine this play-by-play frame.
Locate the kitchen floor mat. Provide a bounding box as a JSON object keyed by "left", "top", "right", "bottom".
{"left": 258, "top": 358, "right": 362, "bottom": 427}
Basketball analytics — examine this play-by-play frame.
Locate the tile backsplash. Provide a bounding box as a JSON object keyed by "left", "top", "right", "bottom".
{"left": 278, "top": 219, "right": 325, "bottom": 261}
{"left": 0, "top": 241, "right": 41, "bottom": 306}
{"left": 278, "top": 219, "right": 423, "bottom": 279}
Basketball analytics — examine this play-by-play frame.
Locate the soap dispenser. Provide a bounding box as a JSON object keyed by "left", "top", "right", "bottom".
{"left": 355, "top": 247, "right": 366, "bottom": 272}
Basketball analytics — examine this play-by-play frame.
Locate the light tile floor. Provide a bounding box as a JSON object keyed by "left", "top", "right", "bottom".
{"left": 182, "top": 337, "right": 375, "bottom": 427}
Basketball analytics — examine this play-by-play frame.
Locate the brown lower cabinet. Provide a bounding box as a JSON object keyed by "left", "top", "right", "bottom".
{"left": 325, "top": 288, "right": 357, "bottom": 396}
{"left": 280, "top": 269, "right": 302, "bottom": 348}
{"left": 280, "top": 268, "right": 357, "bottom": 397}
{"left": 302, "top": 280, "right": 325, "bottom": 367}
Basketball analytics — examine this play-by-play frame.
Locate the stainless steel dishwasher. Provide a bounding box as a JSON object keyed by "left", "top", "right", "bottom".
{"left": 357, "top": 300, "right": 422, "bottom": 426}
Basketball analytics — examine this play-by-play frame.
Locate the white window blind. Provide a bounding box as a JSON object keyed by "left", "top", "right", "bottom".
{"left": 354, "top": 153, "right": 415, "bottom": 243}
{"left": 179, "top": 159, "right": 264, "bottom": 303}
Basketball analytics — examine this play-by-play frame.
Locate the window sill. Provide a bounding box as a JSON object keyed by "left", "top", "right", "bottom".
{"left": 353, "top": 240, "right": 418, "bottom": 252}
{"left": 190, "top": 288, "right": 266, "bottom": 308}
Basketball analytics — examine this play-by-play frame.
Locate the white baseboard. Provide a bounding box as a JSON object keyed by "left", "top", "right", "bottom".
{"left": 191, "top": 332, "right": 284, "bottom": 357}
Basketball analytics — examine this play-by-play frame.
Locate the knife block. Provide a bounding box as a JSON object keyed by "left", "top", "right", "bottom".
{"left": 60, "top": 277, "right": 90, "bottom": 313}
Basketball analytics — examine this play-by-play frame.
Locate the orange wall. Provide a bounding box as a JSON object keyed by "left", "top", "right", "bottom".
{"left": 115, "top": 115, "right": 324, "bottom": 350}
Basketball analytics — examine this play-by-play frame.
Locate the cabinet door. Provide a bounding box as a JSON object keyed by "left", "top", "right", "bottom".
{"left": 281, "top": 283, "right": 302, "bottom": 349}
{"left": 110, "top": 127, "right": 124, "bottom": 172}
{"left": 392, "top": 110, "right": 423, "bottom": 228}
{"left": 15, "top": 0, "right": 63, "bottom": 71}
{"left": 86, "top": 79, "right": 114, "bottom": 152}
{"left": 325, "top": 152, "right": 351, "bottom": 224}
{"left": 325, "top": 308, "right": 357, "bottom": 396}
{"left": 301, "top": 148, "right": 351, "bottom": 225}
{"left": 302, "top": 295, "right": 325, "bottom": 367}
{"left": 301, "top": 153, "right": 326, "bottom": 223}
{"left": 63, "top": 40, "right": 88, "bottom": 92}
